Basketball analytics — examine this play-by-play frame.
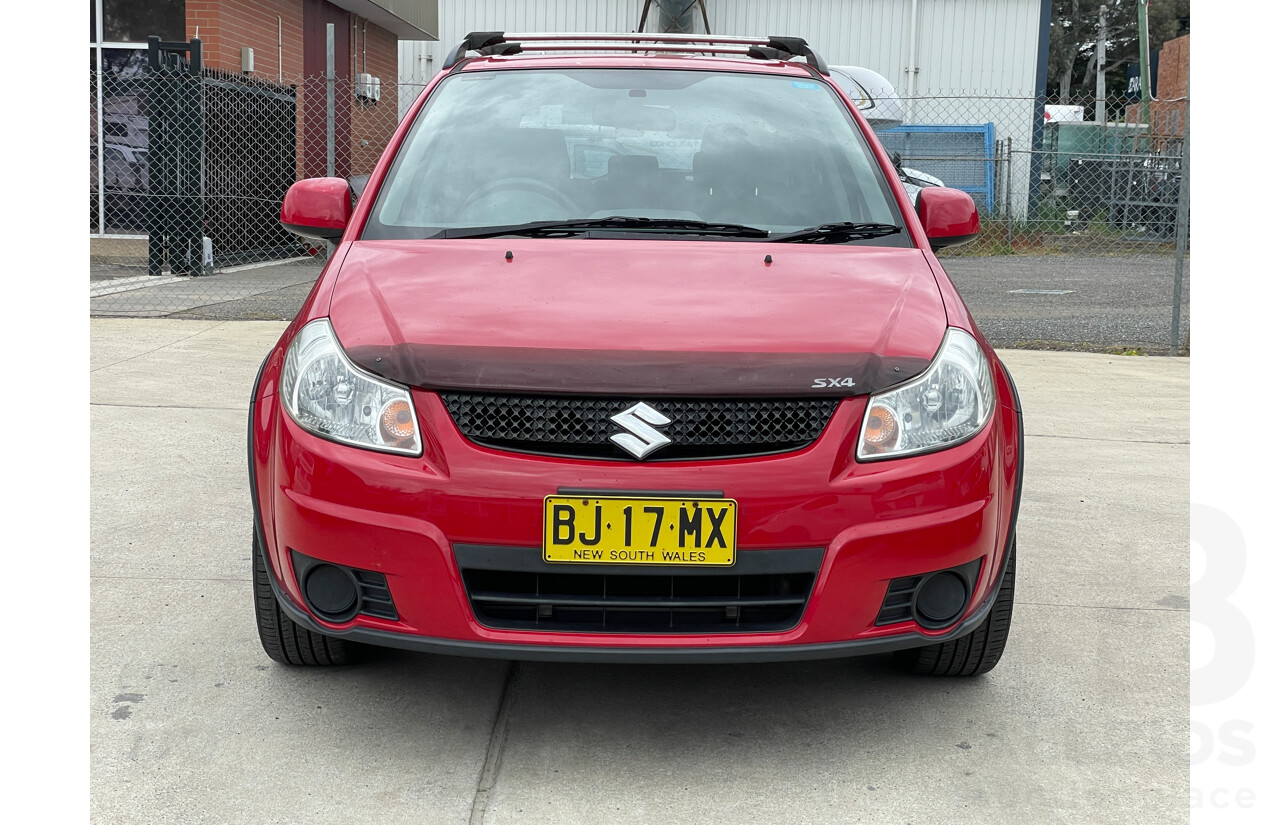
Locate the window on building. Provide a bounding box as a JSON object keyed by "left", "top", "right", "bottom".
{"left": 101, "top": 0, "right": 185, "bottom": 44}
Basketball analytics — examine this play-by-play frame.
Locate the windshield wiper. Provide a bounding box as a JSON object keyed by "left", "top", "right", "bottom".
{"left": 435, "top": 216, "right": 770, "bottom": 240}
{"left": 769, "top": 222, "right": 903, "bottom": 244}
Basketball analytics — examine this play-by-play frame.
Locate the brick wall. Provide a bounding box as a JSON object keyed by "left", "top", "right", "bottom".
{"left": 1125, "top": 34, "right": 1189, "bottom": 148}
{"left": 349, "top": 21, "right": 400, "bottom": 176}
{"left": 1158, "top": 35, "right": 1189, "bottom": 100}
{"left": 187, "top": 0, "right": 305, "bottom": 80}
{"left": 186, "top": 2, "right": 403, "bottom": 181}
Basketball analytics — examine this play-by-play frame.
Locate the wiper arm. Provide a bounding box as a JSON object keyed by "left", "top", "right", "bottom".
{"left": 436, "top": 216, "right": 770, "bottom": 240}
{"left": 769, "top": 222, "right": 903, "bottom": 244}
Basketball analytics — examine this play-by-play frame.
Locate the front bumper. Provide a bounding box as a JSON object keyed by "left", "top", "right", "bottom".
{"left": 249, "top": 356, "right": 1022, "bottom": 662}
{"left": 256, "top": 533, "right": 1016, "bottom": 663}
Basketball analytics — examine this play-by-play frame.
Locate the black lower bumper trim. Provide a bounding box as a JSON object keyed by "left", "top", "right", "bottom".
{"left": 259, "top": 540, "right": 1005, "bottom": 663}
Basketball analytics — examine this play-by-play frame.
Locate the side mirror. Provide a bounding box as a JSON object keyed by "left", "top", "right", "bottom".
{"left": 917, "top": 187, "right": 979, "bottom": 251}
{"left": 281, "top": 177, "right": 352, "bottom": 241}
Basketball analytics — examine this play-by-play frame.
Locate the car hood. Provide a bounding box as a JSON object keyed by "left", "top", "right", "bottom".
{"left": 329, "top": 238, "right": 947, "bottom": 396}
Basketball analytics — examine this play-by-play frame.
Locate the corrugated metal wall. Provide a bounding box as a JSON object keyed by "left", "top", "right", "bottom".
{"left": 397, "top": 0, "right": 1046, "bottom": 215}
{"left": 711, "top": 0, "right": 1040, "bottom": 95}
{"left": 399, "top": 0, "right": 646, "bottom": 118}
{"left": 402, "top": 1, "right": 1042, "bottom": 97}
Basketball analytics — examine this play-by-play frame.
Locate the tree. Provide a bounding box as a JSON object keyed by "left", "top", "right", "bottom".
{"left": 1048, "top": 0, "right": 1190, "bottom": 102}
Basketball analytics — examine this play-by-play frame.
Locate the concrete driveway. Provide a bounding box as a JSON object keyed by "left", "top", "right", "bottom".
{"left": 90, "top": 320, "right": 1188, "bottom": 824}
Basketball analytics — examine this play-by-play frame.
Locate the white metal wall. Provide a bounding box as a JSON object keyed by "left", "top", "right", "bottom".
{"left": 701, "top": 0, "right": 1044, "bottom": 217}
{"left": 709, "top": 0, "right": 1041, "bottom": 96}
{"left": 402, "top": 1, "right": 1042, "bottom": 96}
{"left": 398, "top": 0, "right": 1045, "bottom": 214}
{"left": 399, "top": 0, "right": 646, "bottom": 119}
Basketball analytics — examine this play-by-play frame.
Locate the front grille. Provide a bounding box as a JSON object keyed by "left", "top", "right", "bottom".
{"left": 455, "top": 545, "right": 822, "bottom": 634}
{"left": 439, "top": 393, "right": 839, "bottom": 460}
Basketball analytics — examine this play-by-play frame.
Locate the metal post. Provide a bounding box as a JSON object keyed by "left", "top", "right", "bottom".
{"left": 94, "top": 0, "right": 104, "bottom": 236}
{"left": 1005, "top": 137, "right": 1014, "bottom": 245}
{"left": 1027, "top": 0, "right": 1053, "bottom": 220}
{"left": 1095, "top": 5, "right": 1107, "bottom": 124}
{"left": 1138, "top": 0, "right": 1152, "bottom": 151}
{"left": 1170, "top": 70, "right": 1189, "bottom": 356}
{"left": 905, "top": 0, "right": 919, "bottom": 123}
{"left": 994, "top": 140, "right": 1003, "bottom": 216}
{"left": 326, "top": 22, "right": 335, "bottom": 177}
{"left": 191, "top": 38, "right": 207, "bottom": 276}
{"left": 1122, "top": 153, "right": 1135, "bottom": 230}
{"left": 146, "top": 36, "right": 167, "bottom": 276}
{"left": 145, "top": 36, "right": 205, "bottom": 276}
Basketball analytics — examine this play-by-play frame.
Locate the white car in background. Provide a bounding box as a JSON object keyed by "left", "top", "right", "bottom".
{"left": 828, "top": 65, "right": 944, "bottom": 202}
{"left": 100, "top": 143, "right": 149, "bottom": 192}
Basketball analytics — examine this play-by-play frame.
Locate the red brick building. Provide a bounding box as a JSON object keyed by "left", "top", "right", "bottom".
{"left": 91, "top": 1, "right": 438, "bottom": 238}
{"left": 1126, "top": 34, "right": 1189, "bottom": 151}
{"left": 181, "top": 1, "right": 436, "bottom": 175}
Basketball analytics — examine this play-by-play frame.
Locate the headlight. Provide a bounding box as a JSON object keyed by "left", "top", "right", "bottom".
{"left": 280, "top": 318, "right": 422, "bottom": 456}
{"left": 857, "top": 328, "right": 994, "bottom": 460}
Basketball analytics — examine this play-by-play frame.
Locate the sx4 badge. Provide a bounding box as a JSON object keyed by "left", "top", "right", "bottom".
{"left": 812, "top": 377, "right": 857, "bottom": 389}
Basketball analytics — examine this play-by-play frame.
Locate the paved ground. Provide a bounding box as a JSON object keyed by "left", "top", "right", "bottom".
{"left": 89, "top": 258, "right": 324, "bottom": 318}
{"left": 90, "top": 320, "right": 1189, "bottom": 824}
{"left": 942, "top": 254, "right": 1191, "bottom": 355}
{"left": 88, "top": 252, "right": 1190, "bottom": 353}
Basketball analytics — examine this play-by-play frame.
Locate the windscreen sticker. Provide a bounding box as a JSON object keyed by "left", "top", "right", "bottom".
{"left": 791, "top": 81, "right": 819, "bottom": 90}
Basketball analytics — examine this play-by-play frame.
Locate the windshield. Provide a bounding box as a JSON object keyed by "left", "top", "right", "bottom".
{"left": 366, "top": 68, "right": 908, "bottom": 245}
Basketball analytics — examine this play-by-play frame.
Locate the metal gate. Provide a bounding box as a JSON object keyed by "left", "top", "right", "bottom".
{"left": 203, "top": 72, "right": 301, "bottom": 265}
{"left": 873, "top": 123, "right": 996, "bottom": 212}
{"left": 143, "top": 37, "right": 302, "bottom": 274}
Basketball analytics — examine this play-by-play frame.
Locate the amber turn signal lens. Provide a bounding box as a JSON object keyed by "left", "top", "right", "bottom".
{"left": 862, "top": 404, "right": 899, "bottom": 453}
{"left": 379, "top": 399, "right": 416, "bottom": 444}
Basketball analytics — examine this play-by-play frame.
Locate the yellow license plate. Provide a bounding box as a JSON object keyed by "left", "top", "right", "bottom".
{"left": 543, "top": 496, "right": 737, "bottom": 566}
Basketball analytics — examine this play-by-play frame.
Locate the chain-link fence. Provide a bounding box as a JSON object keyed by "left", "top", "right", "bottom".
{"left": 90, "top": 43, "right": 400, "bottom": 319}
{"left": 89, "top": 62, "right": 1189, "bottom": 353}
{"left": 885, "top": 93, "right": 1187, "bottom": 256}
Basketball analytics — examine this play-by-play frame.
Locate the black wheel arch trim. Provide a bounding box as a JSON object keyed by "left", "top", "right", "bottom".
{"left": 990, "top": 357, "right": 1023, "bottom": 593}
{"left": 249, "top": 353, "right": 277, "bottom": 586}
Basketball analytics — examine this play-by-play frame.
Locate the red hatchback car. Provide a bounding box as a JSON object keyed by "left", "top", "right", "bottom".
{"left": 250, "top": 33, "right": 1023, "bottom": 676}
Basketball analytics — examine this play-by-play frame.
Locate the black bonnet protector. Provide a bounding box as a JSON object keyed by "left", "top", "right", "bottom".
{"left": 344, "top": 344, "right": 931, "bottom": 397}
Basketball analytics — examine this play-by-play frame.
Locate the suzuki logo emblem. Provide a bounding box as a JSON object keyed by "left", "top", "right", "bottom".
{"left": 609, "top": 402, "right": 673, "bottom": 460}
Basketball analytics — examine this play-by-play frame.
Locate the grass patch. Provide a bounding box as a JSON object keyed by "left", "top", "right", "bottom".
{"left": 938, "top": 207, "right": 1183, "bottom": 258}
{"left": 1004, "top": 340, "right": 1188, "bottom": 356}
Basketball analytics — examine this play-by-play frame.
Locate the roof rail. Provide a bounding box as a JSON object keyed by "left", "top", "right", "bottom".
{"left": 441, "top": 32, "right": 829, "bottom": 75}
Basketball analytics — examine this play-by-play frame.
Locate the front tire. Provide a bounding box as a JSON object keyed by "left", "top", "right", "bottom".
{"left": 894, "top": 541, "right": 1016, "bottom": 677}
{"left": 253, "top": 534, "right": 357, "bottom": 666}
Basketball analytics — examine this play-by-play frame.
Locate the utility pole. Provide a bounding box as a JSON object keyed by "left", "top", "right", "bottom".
{"left": 638, "top": 0, "right": 710, "bottom": 34}
{"left": 1138, "top": 0, "right": 1152, "bottom": 148}
{"left": 1096, "top": 5, "right": 1107, "bottom": 124}
{"left": 1170, "top": 64, "right": 1189, "bottom": 356}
